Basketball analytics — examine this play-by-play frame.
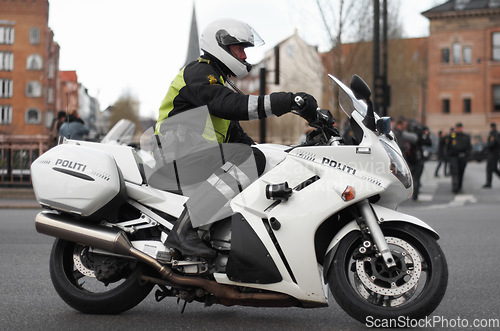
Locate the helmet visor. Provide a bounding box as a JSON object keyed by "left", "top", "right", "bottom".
{"left": 216, "top": 24, "right": 265, "bottom": 48}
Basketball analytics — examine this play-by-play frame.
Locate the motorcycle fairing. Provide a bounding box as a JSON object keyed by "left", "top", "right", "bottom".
{"left": 226, "top": 213, "right": 282, "bottom": 284}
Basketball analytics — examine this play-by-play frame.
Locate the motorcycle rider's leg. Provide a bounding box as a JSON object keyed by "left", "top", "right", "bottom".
{"left": 167, "top": 145, "right": 257, "bottom": 258}
{"left": 165, "top": 208, "right": 215, "bottom": 258}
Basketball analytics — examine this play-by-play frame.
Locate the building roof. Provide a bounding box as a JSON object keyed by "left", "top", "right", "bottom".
{"left": 422, "top": 0, "right": 500, "bottom": 18}
{"left": 59, "top": 70, "right": 78, "bottom": 82}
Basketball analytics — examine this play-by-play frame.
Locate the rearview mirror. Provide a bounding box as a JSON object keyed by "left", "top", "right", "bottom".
{"left": 351, "top": 75, "right": 376, "bottom": 131}
{"left": 351, "top": 75, "right": 372, "bottom": 101}
{"left": 376, "top": 117, "right": 392, "bottom": 134}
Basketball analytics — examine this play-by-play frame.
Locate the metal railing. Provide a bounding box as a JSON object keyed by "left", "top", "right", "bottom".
{"left": 0, "top": 135, "right": 50, "bottom": 186}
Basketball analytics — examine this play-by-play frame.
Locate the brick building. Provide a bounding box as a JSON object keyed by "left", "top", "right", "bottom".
{"left": 423, "top": 0, "right": 500, "bottom": 137}
{"left": 237, "top": 31, "right": 324, "bottom": 144}
{"left": 0, "top": 0, "right": 60, "bottom": 136}
{"left": 58, "top": 70, "right": 78, "bottom": 114}
{"left": 321, "top": 38, "right": 428, "bottom": 126}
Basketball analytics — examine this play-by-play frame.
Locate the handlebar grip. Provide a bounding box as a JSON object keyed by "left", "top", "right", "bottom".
{"left": 294, "top": 96, "right": 305, "bottom": 108}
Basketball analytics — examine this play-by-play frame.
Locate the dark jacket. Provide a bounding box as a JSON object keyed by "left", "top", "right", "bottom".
{"left": 156, "top": 56, "right": 294, "bottom": 145}
{"left": 486, "top": 129, "right": 499, "bottom": 155}
{"left": 446, "top": 131, "right": 471, "bottom": 158}
{"left": 406, "top": 129, "right": 432, "bottom": 165}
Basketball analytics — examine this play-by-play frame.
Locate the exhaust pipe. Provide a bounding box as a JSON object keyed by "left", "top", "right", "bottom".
{"left": 36, "top": 211, "right": 174, "bottom": 278}
{"left": 35, "top": 211, "right": 298, "bottom": 307}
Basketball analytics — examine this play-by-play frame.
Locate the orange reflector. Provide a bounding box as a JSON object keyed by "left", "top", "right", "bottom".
{"left": 342, "top": 186, "right": 356, "bottom": 201}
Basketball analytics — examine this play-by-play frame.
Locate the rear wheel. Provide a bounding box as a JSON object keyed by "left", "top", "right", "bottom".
{"left": 49, "top": 239, "right": 155, "bottom": 314}
{"left": 329, "top": 223, "right": 448, "bottom": 324}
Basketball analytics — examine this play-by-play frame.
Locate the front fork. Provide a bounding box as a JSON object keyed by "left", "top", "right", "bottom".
{"left": 357, "top": 199, "right": 396, "bottom": 268}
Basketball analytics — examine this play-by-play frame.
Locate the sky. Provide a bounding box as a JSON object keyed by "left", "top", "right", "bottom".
{"left": 47, "top": 0, "right": 441, "bottom": 119}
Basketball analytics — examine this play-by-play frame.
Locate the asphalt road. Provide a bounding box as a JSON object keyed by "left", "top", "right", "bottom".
{"left": 1, "top": 161, "right": 500, "bottom": 330}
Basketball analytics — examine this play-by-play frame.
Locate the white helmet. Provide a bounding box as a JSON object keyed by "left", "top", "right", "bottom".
{"left": 200, "top": 19, "right": 264, "bottom": 78}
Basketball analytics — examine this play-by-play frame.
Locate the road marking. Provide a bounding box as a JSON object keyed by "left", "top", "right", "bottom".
{"left": 421, "top": 194, "right": 478, "bottom": 210}
{"left": 417, "top": 194, "right": 433, "bottom": 201}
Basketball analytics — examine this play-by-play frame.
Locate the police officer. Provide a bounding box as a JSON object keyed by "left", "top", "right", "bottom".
{"left": 393, "top": 119, "right": 409, "bottom": 157}
{"left": 155, "top": 19, "right": 318, "bottom": 258}
{"left": 406, "top": 123, "right": 432, "bottom": 201}
{"left": 483, "top": 122, "right": 500, "bottom": 188}
{"left": 446, "top": 122, "right": 471, "bottom": 193}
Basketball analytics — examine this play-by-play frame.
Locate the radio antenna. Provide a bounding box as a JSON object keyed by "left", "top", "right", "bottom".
{"left": 65, "top": 92, "right": 71, "bottom": 139}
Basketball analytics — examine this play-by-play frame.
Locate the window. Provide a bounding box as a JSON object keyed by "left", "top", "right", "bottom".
{"left": 493, "top": 32, "right": 500, "bottom": 61}
{"left": 442, "top": 99, "right": 450, "bottom": 113}
{"left": 463, "top": 98, "right": 471, "bottom": 113}
{"left": 463, "top": 47, "right": 472, "bottom": 64}
{"left": 0, "top": 105, "right": 12, "bottom": 124}
{"left": 494, "top": 85, "right": 500, "bottom": 112}
{"left": 26, "top": 54, "right": 43, "bottom": 70}
{"left": 0, "top": 52, "right": 14, "bottom": 71}
{"left": 452, "top": 43, "right": 461, "bottom": 64}
{"left": 286, "top": 45, "right": 295, "bottom": 58}
{"left": 0, "top": 26, "right": 15, "bottom": 45}
{"left": 441, "top": 48, "right": 450, "bottom": 63}
{"left": 45, "top": 110, "right": 54, "bottom": 128}
{"left": 29, "top": 27, "right": 40, "bottom": 45}
{"left": 26, "top": 81, "right": 42, "bottom": 97}
{"left": 47, "top": 87, "right": 54, "bottom": 103}
{"left": 48, "top": 61, "right": 55, "bottom": 79}
{"left": 25, "top": 108, "right": 41, "bottom": 124}
{"left": 0, "top": 78, "right": 13, "bottom": 98}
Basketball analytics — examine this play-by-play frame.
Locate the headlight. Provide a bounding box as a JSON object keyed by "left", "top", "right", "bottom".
{"left": 381, "top": 141, "right": 412, "bottom": 188}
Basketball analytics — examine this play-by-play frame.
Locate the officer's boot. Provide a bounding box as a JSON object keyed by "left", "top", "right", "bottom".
{"left": 165, "top": 209, "right": 215, "bottom": 258}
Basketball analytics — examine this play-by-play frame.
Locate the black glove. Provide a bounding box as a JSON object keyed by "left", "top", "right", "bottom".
{"left": 292, "top": 92, "right": 318, "bottom": 124}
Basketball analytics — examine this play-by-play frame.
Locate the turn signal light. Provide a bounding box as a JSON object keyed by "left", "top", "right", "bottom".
{"left": 342, "top": 186, "right": 356, "bottom": 201}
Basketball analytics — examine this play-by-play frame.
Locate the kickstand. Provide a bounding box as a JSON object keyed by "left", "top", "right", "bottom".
{"left": 181, "top": 300, "right": 188, "bottom": 314}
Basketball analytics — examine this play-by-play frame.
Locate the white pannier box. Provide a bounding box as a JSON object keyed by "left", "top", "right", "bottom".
{"left": 31, "top": 144, "right": 126, "bottom": 218}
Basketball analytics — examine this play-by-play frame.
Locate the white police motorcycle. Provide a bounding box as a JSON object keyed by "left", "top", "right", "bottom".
{"left": 31, "top": 75, "right": 447, "bottom": 324}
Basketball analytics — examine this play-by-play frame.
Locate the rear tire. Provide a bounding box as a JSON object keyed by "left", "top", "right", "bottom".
{"left": 329, "top": 223, "right": 448, "bottom": 324}
{"left": 49, "top": 239, "right": 155, "bottom": 314}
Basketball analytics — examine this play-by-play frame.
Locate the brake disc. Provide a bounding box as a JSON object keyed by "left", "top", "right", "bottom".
{"left": 73, "top": 245, "right": 96, "bottom": 278}
{"left": 355, "top": 237, "right": 422, "bottom": 296}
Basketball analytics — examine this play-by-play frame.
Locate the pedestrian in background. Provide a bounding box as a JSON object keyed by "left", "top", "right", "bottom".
{"left": 58, "top": 109, "right": 89, "bottom": 141}
{"left": 49, "top": 111, "right": 66, "bottom": 147}
{"left": 393, "top": 118, "right": 409, "bottom": 157}
{"left": 406, "top": 122, "right": 432, "bottom": 201}
{"left": 434, "top": 130, "right": 449, "bottom": 177}
{"left": 446, "top": 122, "right": 471, "bottom": 194}
{"left": 482, "top": 122, "right": 500, "bottom": 188}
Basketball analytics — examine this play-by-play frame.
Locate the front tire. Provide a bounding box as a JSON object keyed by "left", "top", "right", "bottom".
{"left": 49, "top": 239, "right": 155, "bottom": 314}
{"left": 329, "top": 223, "right": 448, "bottom": 324}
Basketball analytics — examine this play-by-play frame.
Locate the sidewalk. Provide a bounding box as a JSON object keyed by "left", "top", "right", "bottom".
{"left": 0, "top": 188, "right": 41, "bottom": 209}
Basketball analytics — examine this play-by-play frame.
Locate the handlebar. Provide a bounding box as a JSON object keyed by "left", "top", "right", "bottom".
{"left": 294, "top": 95, "right": 305, "bottom": 108}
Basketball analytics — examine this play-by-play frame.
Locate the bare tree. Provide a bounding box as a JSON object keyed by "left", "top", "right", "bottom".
{"left": 314, "top": 0, "right": 409, "bottom": 123}
{"left": 109, "top": 90, "right": 142, "bottom": 137}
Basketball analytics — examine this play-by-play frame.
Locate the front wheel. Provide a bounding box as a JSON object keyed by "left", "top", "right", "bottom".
{"left": 329, "top": 223, "right": 448, "bottom": 324}
{"left": 49, "top": 239, "right": 155, "bottom": 314}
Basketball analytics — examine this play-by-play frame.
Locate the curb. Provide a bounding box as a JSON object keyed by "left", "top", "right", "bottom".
{"left": 0, "top": 188, "right": 40, "bottom": 209}
{"left": 0, "top": 188, "right": 36, "bottom": 199}
{"left": 0, "top": 203, "right": 41, "bottom": 210}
